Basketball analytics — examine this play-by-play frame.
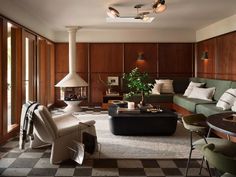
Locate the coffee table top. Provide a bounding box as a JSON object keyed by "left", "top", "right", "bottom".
{"left": 207, "top": 112, "right": 236, "bottom": 137}
{"left": 108, "top": 104, "right": 177, "bottom": 118}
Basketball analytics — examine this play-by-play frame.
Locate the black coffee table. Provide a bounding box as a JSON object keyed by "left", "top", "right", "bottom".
{"left": 108, "top": 105, "right": 178, "bottom": 135}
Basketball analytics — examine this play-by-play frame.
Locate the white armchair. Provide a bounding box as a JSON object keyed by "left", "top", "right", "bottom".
{"left": 32, "top": 105, "right": 96, "bottom": 164}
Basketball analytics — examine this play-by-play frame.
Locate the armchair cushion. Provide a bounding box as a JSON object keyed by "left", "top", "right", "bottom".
{"left": 201, "top": 143, "right": 236, "bottom": 175}
{"left": 34, "top": 106, "right": 58, "bottom": 141}
{"left": 196, "top": 138, "right": 236, "bottom": 157}
{"left": 53, "top": 114, "right": 79, "bottom": 137}
{"left": 182, "top": 114, "right": 207, "bottom": 133}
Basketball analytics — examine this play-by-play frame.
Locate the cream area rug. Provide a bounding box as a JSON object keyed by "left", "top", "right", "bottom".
{"left": 76, "top": 113, "right": 202, "bottom": 159}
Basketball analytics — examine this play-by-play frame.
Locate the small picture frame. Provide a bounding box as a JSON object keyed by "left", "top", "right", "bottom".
{"left": 107, "top": 76, "right": 119, "bottom": 86}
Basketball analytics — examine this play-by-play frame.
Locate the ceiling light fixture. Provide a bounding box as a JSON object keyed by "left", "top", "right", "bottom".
{"left": 153, "top": 0, "right": 167, "bottom": 13}
{"left": 106, "top": 0, "right": 167, "bottom": 22}
{"left": 107, "top": 6, "right": 120, "bottom": 18}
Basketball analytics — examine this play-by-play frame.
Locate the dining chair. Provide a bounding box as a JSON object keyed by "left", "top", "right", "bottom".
{"left": 183, "top": 114, "right": 236, "bottom": 177}
{"left": 201, "top": 143, "right": 236, "bottom": 177}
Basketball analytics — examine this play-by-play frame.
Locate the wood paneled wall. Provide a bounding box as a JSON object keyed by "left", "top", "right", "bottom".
{"left": 38, "top": 39, "right": 55, "bottom": 106}
{"left": 159, "top": 43, "right": 194, "bottom": 77}
{"left": 90, "top": 43, "right": 123, "bottom": 104}
{"left": 0, "top": 18, "right": 3, "bottom": 138}
{"left": 124, "top": 43, "right": 157, "bottom": 77}
{"left": 55, "top": 42, "right": 194, "bottom": 105}
{"left": 196, "top": 31, "right": 236, "bottom": 80}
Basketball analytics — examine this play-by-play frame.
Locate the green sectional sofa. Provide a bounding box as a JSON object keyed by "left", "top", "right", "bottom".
{"left": 125, "top": 77, "right": 190, "bottom": 104}
{"left": 173, "top": 94, "right": 215, "bottom": 113}
{"left": 125, "top": 77, "right": 236, "bottom": 117}
{"left": 173, "top": 77, "right": 235, "bottom": 116}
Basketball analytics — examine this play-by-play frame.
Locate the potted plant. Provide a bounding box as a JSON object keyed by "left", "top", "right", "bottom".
{"left": 123, "top": 67, "right": 154, "bottom": 106}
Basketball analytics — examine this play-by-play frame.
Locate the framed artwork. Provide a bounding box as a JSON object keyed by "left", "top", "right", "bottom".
{"left": 107, "top": 76, "right": 119, "bottom": 86}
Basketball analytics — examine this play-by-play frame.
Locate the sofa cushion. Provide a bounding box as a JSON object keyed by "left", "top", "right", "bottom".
{"left": 125, "top": 94, "right": 174, "bottom": 103}
{"left": 230, "top": 81, "right": 236, "bottom": 89}
{"left": 190, "top": 77, "right": 207, "bottom": 84}
{"left": 173, "top": 94, "right": 215, "bottom": 112}
{"left": 147, "top": 94, "right": 173, "bottom": 103}
{"left": 172, "top": 77, "right": 190, "bottom": 94}
{"left": 205, "top": 79, "right": 232, "bottom": 101}
{"left": 196, "top": 103, "right": 233, "bottom": 117}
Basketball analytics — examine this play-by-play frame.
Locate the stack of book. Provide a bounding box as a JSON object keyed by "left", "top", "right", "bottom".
{"left": 117, "top": 107, "right": 140, "bottom": 114}
{"left": 106, "top": 92, "right": 120, "bottom": 96}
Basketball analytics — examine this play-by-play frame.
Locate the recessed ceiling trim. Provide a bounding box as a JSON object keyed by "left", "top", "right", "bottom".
{"left": 106, "top": 17, "right": 155, "bottom": 23}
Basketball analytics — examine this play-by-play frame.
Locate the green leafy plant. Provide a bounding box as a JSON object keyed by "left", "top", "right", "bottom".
{"left": 123, "top": 67, "right": 154, "bottom": 106}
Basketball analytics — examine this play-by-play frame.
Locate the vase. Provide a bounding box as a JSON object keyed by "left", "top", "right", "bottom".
{"left": 106, "top": 88, "right": 111, "bottom": 95}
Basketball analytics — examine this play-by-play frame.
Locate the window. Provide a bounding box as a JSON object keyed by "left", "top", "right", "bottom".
{"left": 6, "top": 22, "right": 19, "bottom": 132}
{"left": 22, "top": 31, "right": 37, "bottom": 104}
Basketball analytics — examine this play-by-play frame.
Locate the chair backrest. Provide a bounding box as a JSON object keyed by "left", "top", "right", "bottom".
{"left": 33, "top": 105, "right": 58, "bottom": 143}
{"left": 202, "top": 144, "right": 236, "bottom": 175}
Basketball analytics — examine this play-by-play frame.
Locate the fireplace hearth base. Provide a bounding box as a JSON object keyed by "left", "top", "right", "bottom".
{"left": 64, "top": 100, "right": 82, "bottom": 113}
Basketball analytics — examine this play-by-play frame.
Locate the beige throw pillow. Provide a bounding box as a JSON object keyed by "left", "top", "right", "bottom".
{"left": 231, "top": 100, "right": 236, "bottom": 112}
{"left": 188, "top": 87, "right": 215, "bottom": 101}
{"left": 151, "top": 83, "right": 163, "bottom": 95}
{"left": 155, "top": 79, "right": 174, "bottom": 93}
{"left": 216, "top": 89, "right": 236, "bottom": 110}
{"left": 183, "top": 81, "right": 205, "bottom": 97}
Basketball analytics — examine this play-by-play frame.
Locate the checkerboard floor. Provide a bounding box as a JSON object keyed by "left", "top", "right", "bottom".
{"left": 51, "top": 106, "right": 108, "bottom": 116}
{"left": 0, "top": 137, "right": 215, "bottom": 177}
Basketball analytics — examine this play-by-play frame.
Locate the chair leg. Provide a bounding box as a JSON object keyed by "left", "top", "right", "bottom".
{"left": 205, "top": 159, "right": 212, "bottom": 177}
{"left": 185, "top": 131, "right": 193, "bottom": 177}
{"left": 199, "top": 156, "right": 204, "bottom": 175}
{"left": 199, "top": 135, "right": 211, "bottom": 176}
{"left": 186, "top": 147, "right": 193, "bottom": 176}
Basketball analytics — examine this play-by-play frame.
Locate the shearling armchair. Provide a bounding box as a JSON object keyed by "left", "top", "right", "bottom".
{"left": 32, "top": 105, "right": 96, "bottom": 164}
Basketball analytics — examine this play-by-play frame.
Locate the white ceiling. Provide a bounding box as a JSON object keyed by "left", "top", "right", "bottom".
{"left": 0, "top": 0, "right": 236, "bottom": 41}
{"left": 2, "top": 0, "right": 236, "bottom": 31}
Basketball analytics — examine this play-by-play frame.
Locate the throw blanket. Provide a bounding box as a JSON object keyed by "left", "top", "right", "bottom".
{"left": 19, "top": 101, "right": 39, "bottom": 150}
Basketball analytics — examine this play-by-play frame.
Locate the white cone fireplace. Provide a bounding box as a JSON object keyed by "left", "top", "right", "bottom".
{"left": 55, "top": 26, "right": 88, "bottom": 112}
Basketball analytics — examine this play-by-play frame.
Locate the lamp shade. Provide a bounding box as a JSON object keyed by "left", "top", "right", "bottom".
{"left": 107, "top": 7, "right": 119, "bottom": 18}
{"left": 55, "top": 72, "right": 88, "bottom": 87}
{"left": 201, "top": 51, "right": 208, "bottom": 60}
{"left": 137, "top": 52, "right": 144, "bottom": 60}
{"left": 153, "top": 0, "right": 167, "bottom": 13}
